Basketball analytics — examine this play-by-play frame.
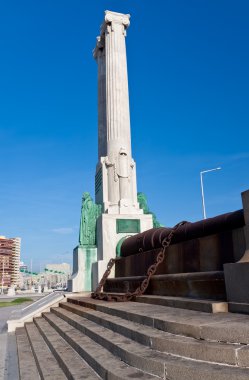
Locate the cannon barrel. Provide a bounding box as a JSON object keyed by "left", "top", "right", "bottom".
{"left": 120, "top": 209, "right": 245, "bottom": 257}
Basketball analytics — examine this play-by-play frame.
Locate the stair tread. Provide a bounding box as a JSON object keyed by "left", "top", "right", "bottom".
{"left": 34, "top": 317, "right": 100, "bottom": 379}
{"left": 50, "top": 305, "right": 249, "bottom": 379}
{"left": 16, "top": 327, "right": 40, "bottom": 380}
{"left": 41, "top": 312, "right": 158, "bottom": 379}
{"left": 58, "top": 302, "right": 243, "bottom": 366}
{"left": 135, "top": 295, "right": 228, "bottom": 313}
{"left": 25, "top": 322, "right": 67, "bottom": 379}
{"left": 69, "top": 297, "right": 249, "bottom": 344}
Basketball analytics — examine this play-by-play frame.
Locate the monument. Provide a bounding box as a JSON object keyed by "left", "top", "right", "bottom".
{"left": 69, "top": 11, "right": 153, "bottom": 292}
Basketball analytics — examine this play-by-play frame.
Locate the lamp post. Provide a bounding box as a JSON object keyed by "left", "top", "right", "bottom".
{"left": 200, "top": 167, "right": 221, "bottom": 219}
{"left": 1, "top": 261, "right": 4, "bottom": 294}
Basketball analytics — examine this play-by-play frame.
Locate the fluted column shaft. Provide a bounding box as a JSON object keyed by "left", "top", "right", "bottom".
{"left": 104, "top": 15, "right": 131, "bottom": 158}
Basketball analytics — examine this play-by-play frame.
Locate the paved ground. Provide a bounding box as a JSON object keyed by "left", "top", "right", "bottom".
{"left": 0, "top": 304, "right": 27, "bottom": 380}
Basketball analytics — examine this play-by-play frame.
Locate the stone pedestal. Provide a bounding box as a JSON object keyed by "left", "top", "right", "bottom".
{"left": 92, "top": 213, "right": 153, "bottom": 290}
{"left": 224, "top": 190, "right": 249, "bottom": 313}
{"left": 68, "top": 246, "right": 97, "bottom": 292}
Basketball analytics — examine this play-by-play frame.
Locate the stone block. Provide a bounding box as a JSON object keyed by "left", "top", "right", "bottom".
{"left": 224, "top": 262, "right": 249, "bottom": 303}
{"left": 228, "top": 302, "right": 249, "bottom": 314}
{"left": 68, "top": 246, "right": 97, "bottom": 292}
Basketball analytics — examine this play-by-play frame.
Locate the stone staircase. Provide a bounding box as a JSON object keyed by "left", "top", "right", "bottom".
{"left": 16, "top": 296, "right": 249, "bottom": 379}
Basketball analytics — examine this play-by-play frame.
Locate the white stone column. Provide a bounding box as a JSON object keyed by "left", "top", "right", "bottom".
{"left": 91, "top": 10, "right": 153, "bottom": 289}
{"left": 104, "top": 11, "right": 131, "bottom": 158}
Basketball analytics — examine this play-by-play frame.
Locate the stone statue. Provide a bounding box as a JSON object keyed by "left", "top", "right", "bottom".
{"left": 137, "top": 192, "right": 163, "bottom": 228}
{"left": 79, "top": 192, "right": 101, "bottom": 246}
{"left": 105, "top": 147, "right": 135, "bottom": 205}
{"left": 117, "top": 147, "right": 132, "bottom": 201}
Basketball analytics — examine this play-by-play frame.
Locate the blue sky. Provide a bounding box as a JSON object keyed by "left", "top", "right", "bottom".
{"left": 0, "top": 0, "right": 248, "bottom": 271}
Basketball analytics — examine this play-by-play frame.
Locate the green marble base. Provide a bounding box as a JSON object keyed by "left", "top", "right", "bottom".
{"left": 68, "top": 246, "right": 97, "bottom": 292}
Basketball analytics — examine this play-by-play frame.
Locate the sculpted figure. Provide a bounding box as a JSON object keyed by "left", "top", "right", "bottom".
{"left": 137, "top": 192, "right": 163, "bottom": 228}
{"left": 105, "top": 147, "right": 135, "bottom": 205}
{"left": 79, "top": 192, "right": 101, "bottom": 246}
{"left": 117, "top": 147, "right": 130, "bottom": 201}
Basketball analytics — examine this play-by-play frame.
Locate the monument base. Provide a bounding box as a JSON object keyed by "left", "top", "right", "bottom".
{"left": 68, "top": 246, "right": 97, "bottom": 292}
{"left": 92, "top": 259, "right": 115, "bottom": 291}
{"left": 92, "top": 213, "right": 153, "bottom": 289}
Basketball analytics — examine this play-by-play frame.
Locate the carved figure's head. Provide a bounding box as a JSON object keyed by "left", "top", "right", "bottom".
{"left": 82, "top": 192, "right": 91, "bottom": 202}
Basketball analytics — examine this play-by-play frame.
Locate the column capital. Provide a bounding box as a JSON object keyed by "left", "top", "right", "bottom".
{"left": 102, "top": 10, "right": 130, "bottom": 35}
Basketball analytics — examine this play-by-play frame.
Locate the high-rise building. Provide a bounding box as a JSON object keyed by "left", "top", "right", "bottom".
{"left": 0, "top": 236, "right": 21, "bottom": 288}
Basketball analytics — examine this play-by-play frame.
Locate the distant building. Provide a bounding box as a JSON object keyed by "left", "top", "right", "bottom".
{"left": 44, "top": 263, "right": 71, "bottom": 288}
{"left": 0, "top": 236, "right": 21, "bottom": 288}
{"left": 45, "top": 263, "right": 71, "bottom": 275}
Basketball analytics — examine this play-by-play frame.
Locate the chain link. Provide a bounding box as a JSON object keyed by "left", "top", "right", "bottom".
{"left": 91, "top": 221, "right": 187, "bottom": 302}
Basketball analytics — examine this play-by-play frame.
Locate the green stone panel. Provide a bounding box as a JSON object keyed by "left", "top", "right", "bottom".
{"left": 116, "top": 219, "right": 140, "bottom": 233}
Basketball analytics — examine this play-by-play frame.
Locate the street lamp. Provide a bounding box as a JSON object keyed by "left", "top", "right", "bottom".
{"left": 200, "top": 167, "right": 221, "bottom": 219}
{"left": 1, "top": 261, "right": 4, "bottom": 294}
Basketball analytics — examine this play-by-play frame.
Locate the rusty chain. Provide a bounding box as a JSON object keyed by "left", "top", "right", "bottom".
{"left": 91, "top": 221, "right": 187, "bottom": 302}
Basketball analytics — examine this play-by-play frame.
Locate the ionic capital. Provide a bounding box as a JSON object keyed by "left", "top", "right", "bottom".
{"left": 102, "top": 10, "right": 130, "bottom": 35}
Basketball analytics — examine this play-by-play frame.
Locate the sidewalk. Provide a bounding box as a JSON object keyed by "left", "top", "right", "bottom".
{"left": 0, "top": 304, "right": 25, "bottom": 380}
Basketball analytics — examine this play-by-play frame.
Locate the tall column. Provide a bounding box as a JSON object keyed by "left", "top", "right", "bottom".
{"left": 91, "top": 10, "right": 153, "bottom": 289}
{"left": 104, "top": 11, "right": 131, "bottom": 158}
{"left": 94, "top": 10, "right": 144, "bottom": 214}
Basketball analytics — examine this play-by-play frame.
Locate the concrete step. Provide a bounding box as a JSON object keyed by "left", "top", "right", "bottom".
{"left": 25, "top": 322, "right": 67, "bottom": 379}
{"left": 16, "top": 327, "right": 40, "bottom": 380}
{"left": 41, "top": 312, "right": 158, "bottom": 379}
{"left": 4, "top": 332, "right": 20, "bottom": 380}
{"left": 47, "top": 306, "right": 249, "bottom": 380}
{"left": 34, "top": 317, "right": 100, "bottom": 379}
{"left": 68, "top": 297, "right": 249, "bottom": 344}
{"left": 58, "top": 301, "right": 244, "bottom": 366}
{"left": 104, "top": 271, "right": 226, "bottom": 300}
{"left": 135, "top": 295, "right": 228, "bottom": 313}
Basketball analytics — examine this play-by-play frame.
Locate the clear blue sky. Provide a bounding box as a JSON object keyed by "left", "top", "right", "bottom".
{"left": 0, "top": 1, "right": 248, "bottom": 271}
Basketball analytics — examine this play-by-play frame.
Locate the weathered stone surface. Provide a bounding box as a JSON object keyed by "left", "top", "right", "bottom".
{"left": 104, "top": 272, "right": 226, "bottom": 300}
{"left": 25, "top": 322, "right": 66, "bottom": 379}
{"left": 135, "top": 295, "right": 228, "bottom": 313}
{"left": 228, "top": 302, "right": 249, "bottom": 314}
{"left": 57, "top": 302, "right": 239, "bottom": 366}
{"left": 237, "top": 345, "right": 249, "bottom": 367}
{"left": 45, "top": 307, "right": 249, "bottom": 379}
{"left": 68, "top": 297, "right": 249, "bottom": 343}
{"left": 34, "top": 317, "right": 100, "bottom": 379}
{"left": 15, "top": 297, "right": 249, "bottom": 379}
{"left": 16, "top": 327, "right": 40, "bottom": 380}
{"left": 42, "top": 311, "right": 158, "bottom": 379}
{"left": 225, "top": 262, "right": 249, "bottom": 303}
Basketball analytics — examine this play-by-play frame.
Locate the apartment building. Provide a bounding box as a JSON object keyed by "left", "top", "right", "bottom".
{"left": 0, "top": 236, "right": 21, "bottom": 288}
